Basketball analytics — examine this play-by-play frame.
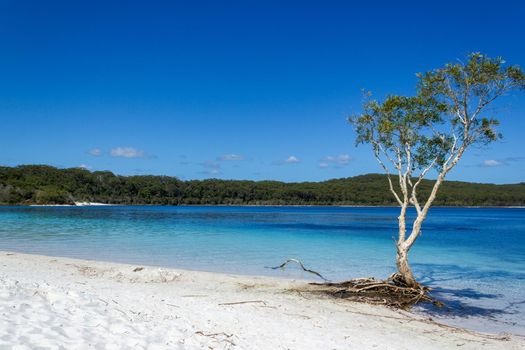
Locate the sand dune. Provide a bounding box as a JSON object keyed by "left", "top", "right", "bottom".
{"left": 0, "top": 251, "right": 523, "bottom": 349}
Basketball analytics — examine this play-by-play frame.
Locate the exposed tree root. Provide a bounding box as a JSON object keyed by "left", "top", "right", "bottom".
{"left": 308, "top": 273, "right": 442, "bottom": 309}
{"left": 269, "top": 259, "right": 441, "bottom": 309}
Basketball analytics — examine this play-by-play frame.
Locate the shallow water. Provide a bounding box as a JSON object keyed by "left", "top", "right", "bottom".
{"left": 0, "top": 206, "right": 523, "bottom": 335}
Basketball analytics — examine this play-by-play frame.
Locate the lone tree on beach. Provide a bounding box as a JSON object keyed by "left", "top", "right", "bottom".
{"left": 350, "top": 53, "right": 525, "bottom": 288}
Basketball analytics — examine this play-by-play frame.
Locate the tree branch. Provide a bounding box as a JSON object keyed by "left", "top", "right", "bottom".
{"left": 409, "top": 158, "right": 437, "bottom": 216}
{"left": 373, "top": 144, "right": 403, "bottom": 206}
{"left": 266, "top": 259, "right": 330, "bottom": 282}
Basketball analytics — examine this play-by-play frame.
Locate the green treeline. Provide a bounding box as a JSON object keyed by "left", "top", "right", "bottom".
{"left": 0, "top": 165, "right": 524, "bottom": 206}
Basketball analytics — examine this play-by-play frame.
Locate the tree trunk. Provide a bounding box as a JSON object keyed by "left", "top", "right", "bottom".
{"left": 395, "top": 246, "right": 419, "bottom": 288}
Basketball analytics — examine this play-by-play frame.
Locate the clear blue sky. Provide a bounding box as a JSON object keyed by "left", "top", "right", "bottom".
{"left": 1, "top": 0, "right": 524, "bottom": 183}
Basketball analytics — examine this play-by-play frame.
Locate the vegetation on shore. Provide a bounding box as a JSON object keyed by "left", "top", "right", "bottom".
{"left": 1, "top": 164, "right": 524, "bottom": 206}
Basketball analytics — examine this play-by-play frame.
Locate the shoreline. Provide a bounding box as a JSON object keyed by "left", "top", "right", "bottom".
{"left": 1, "top": 251, "right": 523, "bottom": 349}
{"left": 28, "top": 202, "right": 113, "bottom": 207}
{"left": 5, "top": 203, "right": 525, "bottom": 209}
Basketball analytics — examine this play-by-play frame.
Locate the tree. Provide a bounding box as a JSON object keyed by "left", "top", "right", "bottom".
{"left": 350, "top": 53, "right": 525, "bottom": 288}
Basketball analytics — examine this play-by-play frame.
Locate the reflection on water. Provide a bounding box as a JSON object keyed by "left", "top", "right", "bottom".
{"left": 0, "top": 205, "right": 524, "bottom": 335}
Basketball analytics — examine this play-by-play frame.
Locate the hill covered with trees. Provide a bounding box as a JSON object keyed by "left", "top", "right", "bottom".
{"left": 0, "top": 165, "right": 524, "bottom": 206}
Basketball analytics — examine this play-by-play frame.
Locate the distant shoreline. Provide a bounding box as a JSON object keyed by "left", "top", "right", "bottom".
{"left": 28, "top": 202, "right": 113, "bottom": 207}
{"left": 2, "top": 166, "right": 524, "bottom": 208}
{"left": 6, "top": 203, "right": 525, "bottom": 209}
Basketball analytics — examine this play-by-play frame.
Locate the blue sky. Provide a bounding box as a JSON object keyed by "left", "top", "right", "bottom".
{"left": 1, "top": 0, "right": 524, "bottom": 183}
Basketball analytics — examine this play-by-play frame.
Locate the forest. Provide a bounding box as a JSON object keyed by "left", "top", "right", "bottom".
{"left": 0, "top": 165, "right": 524, "bottom": 206}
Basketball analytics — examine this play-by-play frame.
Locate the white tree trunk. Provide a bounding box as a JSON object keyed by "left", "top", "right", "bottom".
{"left": 394, "top": 173, "right": 448, "bottom": 288}
{"left": 395, "top": 245, "right": 417, "bottom": 287}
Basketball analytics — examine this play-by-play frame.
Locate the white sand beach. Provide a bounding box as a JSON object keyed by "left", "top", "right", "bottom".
{"left": 1, "top": 251, "right": 523, "bottom": 350}
{"left": 74, "top": 202, "right": 112, "bottom": 206}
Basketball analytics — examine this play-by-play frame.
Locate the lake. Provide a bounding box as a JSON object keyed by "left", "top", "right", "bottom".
{"left": 0, "top": 206, "right": 523, "bottom": 335}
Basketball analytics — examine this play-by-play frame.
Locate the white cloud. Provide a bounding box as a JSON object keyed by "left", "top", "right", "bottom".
{"left": 273, "top": 155, "right": 300, "bottom": 165}
{"left": 336, "top": 154, "right": 351, "bottom": 164}
{"left": 199, "top": 160, "right": 222, "bottom": 175}
{"left": 88, "top": 148, "right": 102, "bottom": 156}
{"left": 483, "top": 159, "right": 502, "bottom": 167}
{"left": 320, "top": 154, "right": 352, "bottom": 168}
{"left": 285, "top": 156, "right": 300, "bottom": 163}
{"left": 110, "top": 147, "right": 146, "bottom": 159}
{"left": 478, "top": 157, "right": 524, "bottom": 168}
{"left": 480, "top": 158, "right": 520, "bottom": 167}
{"left": 218, "top": 154, "right": 245, "bottom": 161}
{"left": 78, "top": 164, "right": 92, "bottom": 170}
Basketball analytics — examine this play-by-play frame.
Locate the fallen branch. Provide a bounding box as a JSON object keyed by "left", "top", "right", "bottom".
{"left": 266, "top": 259, "right": 330, "bottom": 282}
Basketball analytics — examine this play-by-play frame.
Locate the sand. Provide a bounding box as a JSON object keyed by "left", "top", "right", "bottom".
{"left": 0, "top": 251, "right": 523, "bottom": 349}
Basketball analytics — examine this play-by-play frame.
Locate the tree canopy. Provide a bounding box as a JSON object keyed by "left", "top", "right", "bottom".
{"left": 349, "top": 52, "right": 525, "bottom": 287}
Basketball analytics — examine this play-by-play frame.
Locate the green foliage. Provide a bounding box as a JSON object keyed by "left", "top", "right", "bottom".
{"left": 35, "top": 186, "right": 72, "bottom": 205}
{"left": 0, "top": 165, "right": 524, "bottom": 206}
{"left": 417, "top": 52, "right": 524, "bottom": 146}
{"left": 351, "top": 94, "right": 449, "bottom": 170}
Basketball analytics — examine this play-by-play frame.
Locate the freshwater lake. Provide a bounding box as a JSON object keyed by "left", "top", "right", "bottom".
{"left": 0, "top": 206, "right": 523, "bottom": 335}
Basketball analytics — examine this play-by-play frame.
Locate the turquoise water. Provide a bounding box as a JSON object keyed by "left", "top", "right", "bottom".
{"left": 0, "top": 206, "right": 524, "bottom": 334}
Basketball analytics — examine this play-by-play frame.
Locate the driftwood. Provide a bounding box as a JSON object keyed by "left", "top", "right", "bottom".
{"left": 269, "top": 259, "right": 441, "bottom": 309}
{"left": 266, "top": 259, "right": 330, "bottom": 282}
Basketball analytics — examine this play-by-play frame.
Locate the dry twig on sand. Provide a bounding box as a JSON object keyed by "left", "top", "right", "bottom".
{"left": 195, "top": 331, "right": 236, "bottom": 346}
{"left": 219, "top": 300, "right": 267, "bottom": 306}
